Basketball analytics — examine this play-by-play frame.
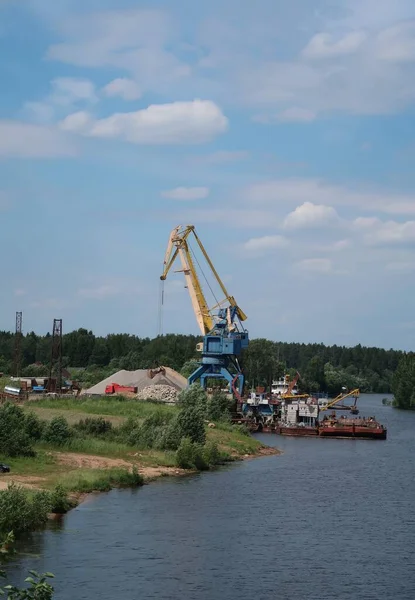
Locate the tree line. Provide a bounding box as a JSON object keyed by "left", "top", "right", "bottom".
{"left": 0, "top": 328, "right": 409, "bottom": 395}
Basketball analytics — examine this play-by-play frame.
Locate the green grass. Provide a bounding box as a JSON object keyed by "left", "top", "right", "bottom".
{"left": 0, "top": 451, "right": 61, "bottom": 477}
{"left": 54, "top": 467, "right": 143, "bottom": 493}
{"left": 27, "top": 397, "right": 178, "bottom": 420}
{"left": 207, "top": 423, "right": 262, "bottom": 455}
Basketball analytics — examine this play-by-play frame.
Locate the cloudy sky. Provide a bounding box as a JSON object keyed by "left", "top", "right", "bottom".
{"left": 1, "top": 0, "right": 415, "bottom": 349}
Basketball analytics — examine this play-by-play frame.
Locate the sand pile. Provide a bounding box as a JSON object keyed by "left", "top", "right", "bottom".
{"left": 83, "top": 366, "right": 187, "bottom": 398}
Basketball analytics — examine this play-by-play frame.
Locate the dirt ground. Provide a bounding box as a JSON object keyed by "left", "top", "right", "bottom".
{"left": 0, "top": 452, "right": 187, "bottom": 491}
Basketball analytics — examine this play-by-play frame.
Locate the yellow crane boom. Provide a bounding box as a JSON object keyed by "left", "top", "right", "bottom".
{"left": 320, "top": 388, "right": 360, "bottom": 411}
{"left": 160, "top": 225, "right": 247, "bottom": 336}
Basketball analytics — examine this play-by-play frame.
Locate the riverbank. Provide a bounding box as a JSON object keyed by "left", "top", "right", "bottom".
{"left": 0, "top": 397, "right": 279, "bottom": 501}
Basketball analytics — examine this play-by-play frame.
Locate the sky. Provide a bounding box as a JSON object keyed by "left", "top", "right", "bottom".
{"left": 1, "top": 0, "right": 415, "bottom": 350}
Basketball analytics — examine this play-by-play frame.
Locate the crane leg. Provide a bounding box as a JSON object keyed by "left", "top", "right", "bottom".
{"left": 187, "top": 360, "right": 244, "bottom": 398}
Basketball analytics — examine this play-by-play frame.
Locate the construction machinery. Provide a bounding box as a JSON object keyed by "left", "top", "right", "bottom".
{"left": 160, "top": 225, "right": 249, "bottom": 398}
{"left": 320, "top": 388, "right": 360, "bottom": 413}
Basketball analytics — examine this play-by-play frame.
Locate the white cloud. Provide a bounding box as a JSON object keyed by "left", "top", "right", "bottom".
{"left": 102, "top": 78, "right": 142, "bottom": 101}
{"left": 353, "top": 216, "right": 381, "bottom": 229}
{"left": 59, "top": 100, "right": 228, "bottom": 145}
{"left": 296, "top": 258, "right": 333, "bottom": 273}
{"left": 244, "top": 235, "right": 288, "bottom": 256}
{"left": 302, "top": 32, "right": 367, "bottom": 60}
{"left": 246, "top": 178, "right": 415, "bottom": 217}
{"left": 14, "top": 289, "right": 27, "bottom": 297}
{"left": 362, "top": 219, "right": 415, "bottom": 246}
{"left": 50, "top": 77, "right": 97, "bottom": 105}
{"left": 375, "top": 22, "right": 415, "bottom": 62}
{"left": 0, "top": 121, "right": 76, "bottom": 158}
{"left": 284, "top": 201, "right": 339, "bottom": 230}
{"left": 161, "top": 187, "right": 209, "bottom": 201}
{"left": 59, "top": 111, "right": 92, "bottom": 133}
{"left": 38, "top": 4, "right": 415, "bottom": 119}
{"left": 24, "top": 77, "right": 97, "bottom": 123}
{"left": 46, "top": 9, "right": 190, "bottom": 94}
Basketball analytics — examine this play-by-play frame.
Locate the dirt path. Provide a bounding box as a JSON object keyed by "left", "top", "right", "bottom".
{"left": 0, "top": 475, "right": 47, "bottom": 490}
{"left": 54, "top": 452, "right": 187, "bottom": 480}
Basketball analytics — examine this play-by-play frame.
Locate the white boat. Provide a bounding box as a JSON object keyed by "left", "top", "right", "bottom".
{"left": 271, "top": 374, "right": 298, "bottom": 397}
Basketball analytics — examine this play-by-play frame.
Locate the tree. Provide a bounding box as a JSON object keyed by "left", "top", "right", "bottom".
{"left": 392, "top": 355, "right": 415, "bottom": 409}
{"left": 0, "top": 404, "right": 35, "bottom": 457}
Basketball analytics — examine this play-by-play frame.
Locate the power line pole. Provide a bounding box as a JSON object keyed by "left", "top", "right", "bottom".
{"left": 12, "top": 311, "right": 23, "bottom": 378}
{"left": 48, "top": 319, "right": 63, "bottom": 393}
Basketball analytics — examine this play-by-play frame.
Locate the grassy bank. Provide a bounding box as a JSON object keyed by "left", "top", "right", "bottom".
{"left": 0, "top": 390, "right": 272, "bottom": 513}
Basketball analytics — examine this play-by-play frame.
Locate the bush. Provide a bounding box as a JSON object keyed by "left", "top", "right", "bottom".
{"left": 0, "top": 403, "right": 35, "bottom": 457}
{"left": 203, "top": 441, "right": 222, "bottom": 466}
{"left": 176, "top": 384, "right": 207, "bottom": 415}
{"left": 175, "top": 438, "right": 195, "bottom": 469}
{"left": 50, "top": 485, "right": 71, "bottom": 514}
{"left": 43, "top": 417, "right": 73, "bottom": 446}
{"left": 207, "top": 392, "right": 231, "bottom": 422}
{"left": 0, "top": 483, "right": 51, "bottom": 534}
{"left": 25, "top": 412, "right": 45, "bottom": 441}
{"left": 74, "top": 417, "right": 113, "bottom": 437}
{"left": 175, "top": 438, "right": 208, "bottom": 470}
{"left": 176, "top": 406, "right": 206, "bottom": 445}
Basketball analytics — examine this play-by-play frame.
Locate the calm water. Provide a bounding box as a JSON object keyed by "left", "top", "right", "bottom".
{"left": 7, "top": 395, "right": 415, "bottom": 600}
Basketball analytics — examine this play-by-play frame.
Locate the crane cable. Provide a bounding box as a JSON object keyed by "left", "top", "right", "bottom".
{"left": 188, "top": 238, "right": 221, "bottom": 311}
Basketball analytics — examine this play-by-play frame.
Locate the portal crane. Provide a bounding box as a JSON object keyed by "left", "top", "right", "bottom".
{"left": 160, "top": 225, "right": 249, "bottom": 397}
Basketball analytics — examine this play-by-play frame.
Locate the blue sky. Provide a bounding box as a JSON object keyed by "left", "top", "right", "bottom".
{"left": 1, "top": 0, "right": 415, "bottom": 350}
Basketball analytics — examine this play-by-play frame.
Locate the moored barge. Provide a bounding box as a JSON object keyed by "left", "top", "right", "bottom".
{"left": 319, "top": 415, "right": 387, "bottom": 440}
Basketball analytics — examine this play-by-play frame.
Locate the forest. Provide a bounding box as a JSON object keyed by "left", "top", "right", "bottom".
{"left": 0, "top": 328, "right": 409, "bottom": 396}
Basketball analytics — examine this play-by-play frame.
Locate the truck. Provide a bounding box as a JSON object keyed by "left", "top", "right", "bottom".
{"left": 105, "top": 383, "right": 138, "bottom": 395}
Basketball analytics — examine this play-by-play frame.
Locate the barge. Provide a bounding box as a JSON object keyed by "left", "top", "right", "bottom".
{"left": 319, "top": 415, "right": 387, "bottom": 440}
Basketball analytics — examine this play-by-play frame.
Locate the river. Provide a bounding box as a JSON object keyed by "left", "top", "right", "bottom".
{"left": 6, "top": 394, "right": 415, "bottom": 600}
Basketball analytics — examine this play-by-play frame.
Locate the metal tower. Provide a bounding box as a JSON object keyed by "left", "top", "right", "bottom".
{"left": 48, "top": 319, "right": 63, "bottom": 393}
{"left": 12, "top": 311, "right": 23, "bottom": 378}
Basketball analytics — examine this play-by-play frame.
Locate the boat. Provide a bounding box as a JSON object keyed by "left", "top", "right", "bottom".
{"left": 275, "top": 424, "right": 318, "bottom": 437}
{"left": 318, "top": 415, "right": 387, "bottom": 439}
{"left": 251, "top": 395, "right": 387, "bottom": 440}
{"left": 271, "top": 374, "right": 298, "bottom": 398}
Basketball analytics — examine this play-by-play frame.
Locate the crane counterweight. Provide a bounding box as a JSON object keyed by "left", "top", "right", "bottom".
{"left": 160, "top": 224, "right": 249, "bottom": 398}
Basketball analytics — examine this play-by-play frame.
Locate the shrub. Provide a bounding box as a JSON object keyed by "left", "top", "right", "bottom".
{"left": 0, "top": 483, "right": 51, "bottom": 534}
{"left": 25, "top": 412, "right": 45, "bottom": 441}
{"left": 50, "top": 485, "right": 71, "bottom": 514}
{"left": 157, "top": 419, "right": 182, "bottom": 451}
{"left": 176, "top": 406, "right": 206, "bottom": 445}
{"left": 175, "top": 438, "right": 196, "bottom": 469}
{"left": 43, "top": 417, "right": 73, "bottom": 446}
{"left": 203, "top": 441, "right": 222, "bottom": 466}
{"left": 176, "top": 384, "right": 207, "bottom": 415}
{"left": 175, "top": 438, "right": 208, "bottom": 470}
{"left": 74, "top": 417, "right": 113, "bottom": 437}
{"left": 139, "top": 411, "right": 173, "bottom": 449}
{"left": 0, "top": 403, "right": 35, "bottom": 457}
{"left": 207, "top": 392, "right": 232, "bottom": 422}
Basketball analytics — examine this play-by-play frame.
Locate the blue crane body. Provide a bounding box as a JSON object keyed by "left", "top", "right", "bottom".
{"left": 160, "top": 225, "right": 249, "bottom": 398}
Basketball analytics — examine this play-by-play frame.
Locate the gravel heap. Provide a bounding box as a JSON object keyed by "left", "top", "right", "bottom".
{"left": 83, "top": 367, "right": 187, "bottom": 397}
{"left": 136, "top": 384, "right": 178, "bottom": 403}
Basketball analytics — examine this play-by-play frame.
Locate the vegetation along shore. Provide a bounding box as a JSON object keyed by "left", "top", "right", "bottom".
{"left": 0, "top": 385, "right": 275, "bottom": 540}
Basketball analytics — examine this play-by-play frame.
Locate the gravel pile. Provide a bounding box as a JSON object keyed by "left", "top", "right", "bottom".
{"left": 136, "top": 384, "right": 178, "bottom": 403}
{"left": 82, "top": 367, "right": 187, "bottom": 397}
